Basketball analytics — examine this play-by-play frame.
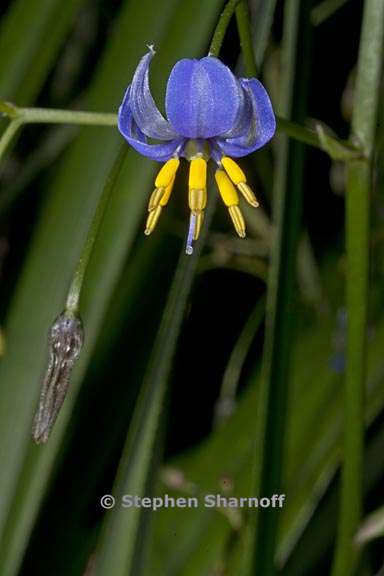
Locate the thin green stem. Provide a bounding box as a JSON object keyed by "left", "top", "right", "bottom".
{"left": 277, "top": 117, "right": 360, "bottom": 158}
{"left": 209, "top": 0, "right": 242, "bottom": 56}
{"left": 246, "top": 0, "right": 312, "bottom": 572}
{"left": 215, "top": 296, "right": 265, "bottom": 426}
{"left": 65, "top": 147, "right": 127, "bottom": 315}
{"left": 20, "top": 107, "right": 117, "bottom": 127}
{"left": 331, "top": 0, "right": 384, "bottom": 574}
{"left": 0, "top": 120, "right": 22, "bottom": 162}
{"left": 236, "top": 0, "right": 257, "bottom": 76}
{"left": 311, "top": 0, "right": 350, "bottom": 26}
{"left": 0, "top": 105, "right": 116, "bottom": 172}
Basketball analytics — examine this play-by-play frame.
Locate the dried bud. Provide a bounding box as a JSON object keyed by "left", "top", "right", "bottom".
{"left": 32, "top": 312, "right": 84, "bottom": 443}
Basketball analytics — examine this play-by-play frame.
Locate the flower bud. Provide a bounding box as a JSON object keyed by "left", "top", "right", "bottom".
{"left": 32, "top": 312, "right": 84, "bottom": 443}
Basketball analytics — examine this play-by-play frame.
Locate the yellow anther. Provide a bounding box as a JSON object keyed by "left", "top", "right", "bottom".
{"left": 189, "top": 188, "right": 207, "bottom": 211}
{"left": 145, "top": 176, "right": 175, "bottom": 236}
{"left": 154, "top": 158, "right": 180, "bottom": 188}
{"left": 221, "top": 156, "right": 246, "bottom": 185}
{"left": 144, "top": 206, "right": 162, "bottom": 235}
{"left": 228, "top": 206, "right": 246, "bottom": 238}
{"left": 215, "top": 169, "right": 239, "bottom": 207}
{"left": 160, "top": 175, "right": 175, "bottom": 206}
{"left": 222, "top": 157, "right": 259, "bottom": 207}
{"left": 193, "top": 212, "right": 204, "bottom": 241}
{"left": 148, "top": 187, "right": 166, "bottom": 211}
{"left": 189, "top": 157, "right": 207, "bottom": 190}
{"left": 237, "top": 182, "right": 259, "bottom": 207}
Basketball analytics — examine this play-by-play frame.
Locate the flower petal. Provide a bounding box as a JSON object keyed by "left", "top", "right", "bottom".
{"left": 118, "top": 87, "right": 183, "bottom": 162}
{"left": 165, "top": 56, "right": 243, "bottom": 139}
{"left": 129, "top": 49, "right": 177, "bottom": 140}
{"left": 214, "top": 78, "right": 276, "bottom": 157}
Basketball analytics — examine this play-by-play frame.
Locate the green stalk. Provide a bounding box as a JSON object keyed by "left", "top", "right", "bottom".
{"left": 65, "top": 147, "right": 127, "bottom": 315}
{"left": 241, "top": 0, "right": 312, "bottom": 573}
{"left": 215, "top": 296, "right": 265, "bottom": 426}
{"left": 0, "top": 119, "right": 22, "bottom": 161}
{"left": 331, "top": 0, "right": 384, "bottom": 574}
{"left": 0, "top": 102, "right": 116, "bottom": 125}
{"left": 17, "top": 107, "right": 116, "bottom": 126}
{"left": 208, "top": 0, "right": 242, "bottom": 56}
{"left": 236, "top": 0, "right": 257, "bottom": 76}
{"left": 0, "top": 106, "right": 116, "bottom": 170}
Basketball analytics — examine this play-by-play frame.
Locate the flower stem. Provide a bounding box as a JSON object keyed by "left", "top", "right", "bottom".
{"left": 0, "top": 119, "right": 22, "bottom": 162}
{"left": 0, "top": 103, "right": 117, "bottom": 172}
{"left": 19, "top": 107, "right": 117, "bottom": 127}
{"left": 331, "top": 0, "right": 384, "bottom": 574}
{"left": 208, "top": 0, "right": 242, "bottom": 56}
{"left": 0, "top": 101, "right": 116, "bottom": 126}
{"left": 235, "top": 0, "right": 257, "bottom": 76}
{"left": 65, "top": 147, "right": 127, "bottom": 315}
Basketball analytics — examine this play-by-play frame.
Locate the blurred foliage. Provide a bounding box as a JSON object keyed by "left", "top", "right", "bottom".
{"left": 0, "top": 0, "right": 383, "bottom": 575}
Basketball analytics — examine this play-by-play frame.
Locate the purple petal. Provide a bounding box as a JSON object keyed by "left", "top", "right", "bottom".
{"left": 165, "top": 56, "right": 243, "bottom": 139}
{"left": 214, "top": 78, "right": 276, "bottom": 157}
{"left": 118, "top": 87, "right": 184, "bottom": 162}
{"left": 129, "top": 49, "right": 177, "bottom": 140}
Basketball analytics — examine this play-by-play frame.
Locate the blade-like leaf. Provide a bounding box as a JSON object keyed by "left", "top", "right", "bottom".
{"left": 0, "top": 0, "right": 84, "bottom": 103}
{"left": 355, "top": 506, "right": 384, "bottom": 546}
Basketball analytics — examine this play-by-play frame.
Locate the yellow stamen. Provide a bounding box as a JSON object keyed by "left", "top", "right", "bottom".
{"left": 215, "top": 169, "right": 246, "bottom": 238}
{"left": 221, "top": 156, "right": 246, "bottom": 184}
{"left": 215, "top": 169, "right": 239, "bottom": 206}
{"left": 144, "top": 206, "right": 162, "bottom": 235}
{"left": 193, "top": 212, "right": 204, "bottom": 240}
{"left": 154, "top": 158, "right": 180, "bottom": 188}
{"left": 148, "top": 187, "right": 166, "bottom": 211}
{"left": 160, "top": 175, "right": 175, "bottom": 206}
{"left": 187, "top": 158, "right": 207, "bottom": 249}
{"left": 145, "top": 174, "right": 176, "bottom": 235}
{"left": 237, "top": 182, "right": 259, "bottom": 207}
{"left": 189, "top": 157, "right": 207, "bottom": 190}
{"left": 188, "top": 188, "right": 207, "bottom": 211}
{"left": 221, "top": 156, "right": 259, "bottom": 207}
{"left": 228, "top": 206, "right": 246, "bottom": 238}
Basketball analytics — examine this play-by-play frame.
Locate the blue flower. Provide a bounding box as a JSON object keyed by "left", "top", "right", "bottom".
{"left": 118, "top": 47, "right": 276, "bottom": 254}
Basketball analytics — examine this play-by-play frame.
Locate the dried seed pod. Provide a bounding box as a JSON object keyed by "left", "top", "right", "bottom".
{"left": 32, "top": 312, "right": 84, "bottom": 443}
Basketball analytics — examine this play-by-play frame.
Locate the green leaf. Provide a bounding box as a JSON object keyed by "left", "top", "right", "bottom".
{"left": 355, "top": 506, "right": 384, "bottom": 546}
{"left": 248, "top": 0, "right": 312, "bottom": 572}
{"left": 0, "top": 0, "right": 84, "bottom": 104}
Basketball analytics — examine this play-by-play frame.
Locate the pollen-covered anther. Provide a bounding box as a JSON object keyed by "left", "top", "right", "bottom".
{"left": 187, "top": 157, "right": 207, "bottom": 247}
{"left": 154, "top": 158, "right": 180, "bottom": 188}
{"left": 145, "top": 169, "right": 177, "bottom": 235}
{"left": 228, "top": 206, "right": 246, "bottom": 238}
{"left": 148, "top": 157, "right": 179, "bottom": 211}
{"left": 215, "top": 169, "right": 246, "bottom": 238}
{"left": 145, "top": 206, "right": 162, "bottom": 235}
{"left": 148, "top": 187, "right": 166, "bottom": 211}
{"left": 221, "top": 156, "right": 259, "bottom": 208}
{"left": 193, "top": 211, "right": 204, "bottom": 241}
{"left": 189, "top": 187, "right": 206, "bottom": 242}
{"left": 189, "top": 157, "right": 207, "bottom": 191}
